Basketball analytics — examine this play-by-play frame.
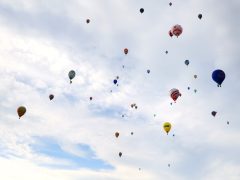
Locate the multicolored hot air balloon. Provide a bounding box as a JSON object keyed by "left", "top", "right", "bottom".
{"left": 17, "top": 106, "right": 26, "bottom": 119}
{"left": 170, "top": 25, "right": 183, "bottom": 37}
{"left": 212, "top": 69, "right": 225, "bottom": 87}
{"left": 68, "top": 70, "right": 76, "bottom": 84}
{"left": 170, "top": 88, "right": 181, "bottom": 102}
{"left": 163, "top": 122, "right": 171, "bottom": 135}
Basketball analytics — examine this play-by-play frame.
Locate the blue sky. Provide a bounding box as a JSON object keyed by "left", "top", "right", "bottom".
{"left": 0, "top": 0, "right": 239, "bottom": 180}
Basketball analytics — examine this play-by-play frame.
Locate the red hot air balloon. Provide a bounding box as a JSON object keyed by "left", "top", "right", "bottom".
{"left": 169, "top": 30, "right": 173, "bottom": 37}
{"left": 171, "top": 25, "right": 183, "bottom": 37}
{"left": 124, "top": 48, "right": 128, "bottom": 55}
{"left": 170, "top": 88, "right": 181, "bottom": 102}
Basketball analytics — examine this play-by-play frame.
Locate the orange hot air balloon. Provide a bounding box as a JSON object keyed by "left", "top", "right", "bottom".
{"left": 17, "top": 106, "right": 26, "bottom": 119}
{"left": 124, "top": 48, "right": 128, "bottom": 55}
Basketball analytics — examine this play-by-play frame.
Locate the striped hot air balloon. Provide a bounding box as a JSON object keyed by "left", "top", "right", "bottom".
{"left": 170, "top": 88, "right": 181, "bottom": 102}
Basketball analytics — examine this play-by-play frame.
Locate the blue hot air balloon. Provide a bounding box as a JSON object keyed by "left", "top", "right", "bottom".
{"left": 185, "top": 60, "right": 189, "bottom": 66}
{"left": 113, "top": 79, "right": 117, "bottom": 84}
{"left": 212, "top": 69, "right": 225, "bottom": 87}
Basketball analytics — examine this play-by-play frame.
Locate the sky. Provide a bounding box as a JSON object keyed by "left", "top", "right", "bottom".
{"left": 0, "top": 0, "right": 240, "bottom": 180}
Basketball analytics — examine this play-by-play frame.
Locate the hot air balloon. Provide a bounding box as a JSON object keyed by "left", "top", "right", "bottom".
{"left": 211, "top": 111, "right": 217, "bottom": 117}
{"left": 187, "top": 87, "right": 190, "bottom": 90}
{"left": 227, "top": 121, "right": 229, "bottom": 125}
{"left": 169, "top": 2, "right": 172, "bottom": 6}
{"left": 147, "top": 69, "right": 150, "bottom": 74}
{"left": 212, "top": 69, "right": 225, "bottom": 87}
{"left": 68, "top": 70, "right": 76, "bottom": 84}
{"left": 119, "top": 152, "right": 122, "bottom": 157}
{"left": 86, "top": 19, "right": 90, "bottom": 23}
{"left": 124, "top": 48, "right": 128, "bottom": 55}
{"left": 169, "top": 30, "right": 173, "bottom": 37}
{"left": 113, "top": 79, "right": 117, "bottom": 84}
{"left": 171, "top": 25, "right": 183, "bottom": 37}
{"left": 140, "top": 8, "right": 144, "bottom": 13}
{"left": 194, "top": 75, "right": 197, "bottom": 79}
{"left": 131, "top": 132, "right": 134, "bottom": 135}
{"left": 198, "top": 14, "right": 202, "bottom": 19}
{"left": 49, "top": 94, "right": 54, "bottom": 100}
{"left": 163, "top": 122, "right": 171, "bottom": 135}
{"left": 116, "top": 76, "right": 119, "bottom": 79}
{"left": 194, "top": 89, "right": 197, "bottom": 93}
{"left": 170, "top": 88, "right": 181, "bottom": 102}
{"left": 168, "top": 164, "right": 171, "bottom": 167}
{"left": 90, "top": 97, "right": 93, "bottom": 101}
{"left": 165, "top": 50, "right": 168, "bottom": 54}
{"left": 115, "top": 132, "right": 119, "bottom": 138}
{"left": 17, "top": 106, "right": 26, "bottom": 119}
{"left": 185, "top": 60, "right": 189, "bottom": 66}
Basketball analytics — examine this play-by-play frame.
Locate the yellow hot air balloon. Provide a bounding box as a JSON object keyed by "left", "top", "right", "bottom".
{"left": 163, "top": 122, "right": 171, "bottom": 135}
{"left": 17, "top": 106, "right": 26, "bottom": 119}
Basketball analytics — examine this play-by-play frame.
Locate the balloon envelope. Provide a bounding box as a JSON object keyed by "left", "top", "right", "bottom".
{"left": 171, "top": 25, "right": 183, "bottom": 37}
{"left": 170, "top": 88, "right": 181, "bottom": 101}
{"left": 68, "top": 70, "right": 76, "bottom": 83}
{"left": 198, "top": 14, "right": 202, "bottom": 19}
{"left": 119, "top": 152, "right": 122, "bottom": 157}
{"left": 124, "top": 48, "right": 128, "bottom": 55}
{"left": 17, "top": 106, "right": 26, "bottom": 119}
{"left": 49, "top": 94, "right": 54, "bottom": 100}
{"left": 185, "top": 60, "right": 189, "bottom": 66}
{"left": 163, "top": 122, "right": 171, "bottom": 134}
{"left": 115, "top": 132, "right": 119, "bottom": 138}
{"left": 212, "top": 111, "right": 217, "bottom": 117}
{"left": 140, "top": 8, "right": 144, "bottom": 13}
{"left": 212, "top": 69, "right": 225, "bottom": 86}
{"left": 113, "top": 79, "right": 117, "bottom": 84}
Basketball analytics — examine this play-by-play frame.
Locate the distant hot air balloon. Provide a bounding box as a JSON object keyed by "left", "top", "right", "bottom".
{"left": 124, "top": 48, "right": 128, "bottom": 55}
{"left": 211, "top": 111, "right": 217, "bottom": 117}
{"left": 187, "top": 87, "right": 190, "bottom": 90}
{"left": 90, "top": 97, "right": 93, "bottom": 101}
{"left": 194, "top": 89, "right": 197, "bottom": 93}
{"left": 169, "top": 30, "right": 173, "bottom": 37}
{"left": 140, "top": 8, "right": 144, "bottom": 13}
{"left": 68, "top": 70, "right": 76, "bottom": 84}
{"left": 116, "top": 76, "right": 119, "bottom": 79}
{"left": 168, "top": 164, "right": 171, "bottom": 167}
{"left": 198, "top": 14, "right": 202, "bottom": 19}
{"left": 169, "top": 2, "right": 172, "bottom": 6}
{"left": 119, "top": 152, "right": 122, "bottom": 157}
{"left": 131, "top": 132, "right": 134, "bottom": 135}
{"left": 165, "top": 50, "right": 168, "bottom": 54}
{"left": 49, "top": 94, "right": 54, "bottom": 100}
{"left": 171, "top": 25, "right": 183, "bottom": 37}
{"left": 194, "top": 75, "right": 197, "bottom": 79}
{"left": 115, "top": 132, "right": 119, "bottom": 138}
{"left": 17, "top": 106, "right": 26, "bottom": 119}
{"left": 147, "top": 69, "right": 150, "bottom": 74}
{"left": 185, "top": 60, "right": 189, "bottom": 66}
{"left": 113, "top": 79, "right": 118, "bottom": 84}
{"left": 227, "top": 121, "right": 229, "bottom": 125}
{"left": 86, "top": 19, "right": 90, "bottom": 23}
{"left": 170, "top": 88, "right": 181, "bottom": 102}
{"left": 212, "top": 69, "right": 225, "bottom": 87}
{"left": 163, "top": 122, "right": 171, "bottom": 135}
